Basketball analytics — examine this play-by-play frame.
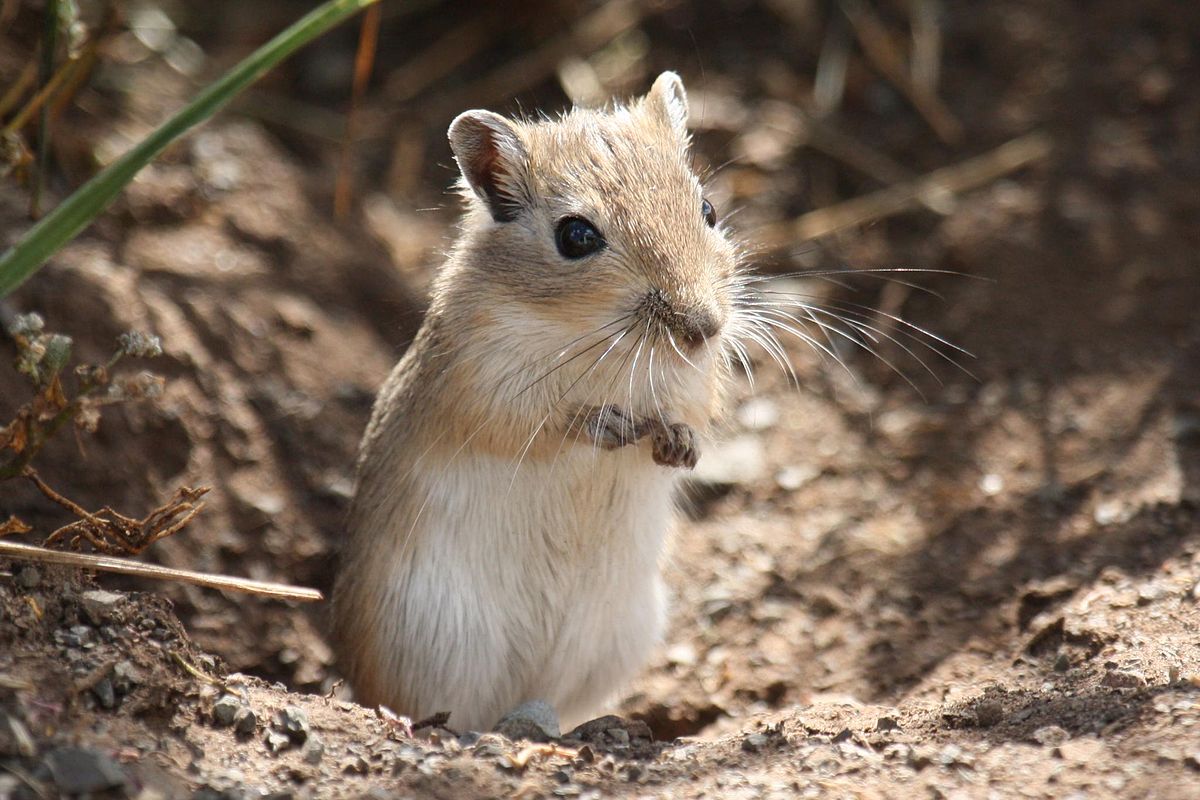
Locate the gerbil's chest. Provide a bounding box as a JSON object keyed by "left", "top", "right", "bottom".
{"left": 417, "top": 446, "right": 677, "bottom": 568}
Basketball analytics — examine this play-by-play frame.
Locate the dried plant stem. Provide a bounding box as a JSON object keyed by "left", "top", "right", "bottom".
{"left": 762, "top": 130, "right": 1052, "bottom": 249}
{"left": 334, "top": 1, "right": 382, "bottom": 219}
{"left": 0, "top": 540, "right": 324, "bottom": 602}
{"left": 840, "top": 0, "right": 961, "bottom": 144}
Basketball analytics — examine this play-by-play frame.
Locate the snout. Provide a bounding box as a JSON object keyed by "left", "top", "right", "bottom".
{"left": 643, "top": 288, "right": 724, "bottom": 351}
{"left": 673, "top": 305, "right": 723, "bottom": 349}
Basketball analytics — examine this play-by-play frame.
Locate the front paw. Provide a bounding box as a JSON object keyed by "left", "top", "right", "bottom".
{"left": 650, "top": 422, "right": 699, "bottom": 470}
{"left": 583, "top": 404, "right": 645, "bottom": 450}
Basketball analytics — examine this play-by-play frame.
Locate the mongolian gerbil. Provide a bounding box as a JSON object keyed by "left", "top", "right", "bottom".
{"left": 332, "top": 72, "right": 744, "bottom": 731}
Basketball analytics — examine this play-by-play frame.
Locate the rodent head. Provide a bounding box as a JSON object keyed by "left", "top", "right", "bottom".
{"left": 443, "top": 72, "right": 741, "bottom": 425}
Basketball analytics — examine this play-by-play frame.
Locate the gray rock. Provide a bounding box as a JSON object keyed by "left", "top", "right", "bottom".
{"left": 735, "top": 397, "right": 779, "bottom": 431}
{"left": 1033, "top": 725, "right": 1069, "bottom": 746}
{"left": 302, "top": 737, "right": 325, "bottom": 765}
{"left": 742, "top": 733, "right": 770, "bottom": 753}
{"left": 113, "top": 660, "right": 142, "bottom": 693}
{"left": 213, "top": 695, "right": 241, "bottom": 727}
{"left": 1102, "top": 670, "right": 1147, "bottom": 689}
{"left": 79, "top": 590, "right": 124, "bottom": 625}
{"left": 234, "top": 706, "right": 257, "bottom": 736}
{"left": 276, "top": 705, "right": 310, "bottom": 743}
{"left": 566, "top": 715, "right": 653, "bottom": 746}
{"left": 92, "top": 678, "right": 116, "bottom": 709}
{"left": 689, "top": 435, "right": 766, "bottom": 487}
{"left": 15, "top": 566, "right": 40, "bottom": 588}
{"left": 494, "top": 700, "right": 560, "bottom": 742}
{"left": 45, "top": 747, "right": 127, "bottom": 794}
{"left": 265, "top": 729, "right": 292, "bottom": 754}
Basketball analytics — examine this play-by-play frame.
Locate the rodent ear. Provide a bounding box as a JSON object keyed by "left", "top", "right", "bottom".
{"left": 448, "top": 110, "right": 529, "bottom": 223}
{"left": 644, "top": 71, "right": 689, "bottom": 139}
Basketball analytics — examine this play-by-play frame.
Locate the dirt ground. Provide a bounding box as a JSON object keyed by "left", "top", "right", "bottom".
{"left": 2, "top": 0, "right": 1200, "bottom": 797}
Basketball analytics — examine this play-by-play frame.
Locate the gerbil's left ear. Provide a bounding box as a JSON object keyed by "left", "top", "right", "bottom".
{"left": 644, "top": 71, "right": 689, "bottom": 139}
{"left": 448, "top": 110, "right": 530, "bottom": 223}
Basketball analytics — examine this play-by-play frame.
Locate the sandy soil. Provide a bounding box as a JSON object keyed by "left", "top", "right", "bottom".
{"left": 2, "top": 0, "right": 1199, "bottom": 797}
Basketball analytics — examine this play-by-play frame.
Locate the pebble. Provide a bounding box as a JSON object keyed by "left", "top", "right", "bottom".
{"left": 567, "top": 715, "right": 652, "bottom": 746}
{"left": 15, "top": 565, "right": 40, "bottom": 588}
{"left": 112, "top": 660, "right": 142, "bottom": 693}
{"left": 92, "top": 678, "right": 116, "bottom": 710}
{"left": 79, "top": 590, "right": 124, "bottom": 625}
{"left": 742, "top": 733, "right": 771, "bottom": 753}
{"left": 736, "top": 397, "right": 779, "bottom": 431}
{"left": 775, "top": 464, "right": 818, "bottom": 491}
{"left": 494, "top": 700, "right": 560, "bottom": 742}
{"left": 44, "top": 747, "right": 127, "bottom": 794}
{"left": 276, "top": 705, "right": 310, "bottom": 743}
{"left": 1033, "top": 725, "right": 1069, "bottom": 746}
{"left": 265, "top": 729, "right": 292, "bottom": 754}
{"left": 1102, "top": 670, "right": 1146, "bottom": 689}
{"left": 302, "top": 737, "right": 325, "bottom": 765}
{"left": 213, "top": 695, "right": 241, "bottom": 727}
{"left": 234, "top": 707, "right": 258, "bottom": 736}
{"left": 690, "top": 435, "right": 766, "bottom": 486}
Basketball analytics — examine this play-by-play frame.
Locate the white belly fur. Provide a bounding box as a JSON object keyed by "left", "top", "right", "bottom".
{"left": 361, "top": 443, "right": 676, "bottom": 731}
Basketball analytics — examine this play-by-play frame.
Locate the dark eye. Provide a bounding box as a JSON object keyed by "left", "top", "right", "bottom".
{"left": 555, "top": 217, "right": 606, "bottom": 259}
{"left": 701, "top": 198, "right": 717, "bottom": 227}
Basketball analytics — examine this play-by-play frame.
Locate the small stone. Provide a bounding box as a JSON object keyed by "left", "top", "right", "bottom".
{"left": 875, "top": 716, "right": 901, "bottom": 732}
{"left": 606, "top": 727, "right": 630, "bottom": 747}
{"left": 689, "top": 435, "right": 766, "bottom": 486}
{"left": 265, "top": 729, "right": 291, "bottom": 754}
{"left": 666, "top": 642, "right": 698, "bottom": 666}
{"left": 1102, "top": 670, "right": 1146, "bottom": 689}
{"left": 775, "top": 464, "right": 818, "bottom": 491}
{"left": 742, "top": 733, "right": 770, "bottom": 753}
{"left": 973, "top": 701, "right": 1004, "bottom": 728}
{"left": 112, "top": 661, "right": 142, "bottom": 693}
{"left": 79, "top": 590, "right": 124, "bottom": 625}
{"left": 567, "top": 715, "right": 652, "bottom": 745}
{"left": 234, "top": 707, "right": 257, "bottom": 736}
{"left": 342, "top": 755, "right": 369, "bottom": 774}
{"left": 302, "top": 737, "right": 324, "bottom": 765}
{"left": 1033, "top": 726, "right": 1069, "bottom": 746}
{"left": 1137, "top": 584, "right": 1166, "bottom": 605}
{"left": 15, "top": 566, "right": 40, "bottom": 588}
{"left": 276, "top": 706, "right": 310, "bottom": 743}
{"left": 736, "top": 397, "right": 779, "bottom": 431}
{"left": 92, "top": 678, "right": 116, "bottom": 710}
{"left": 494, "top": 700, "right": 560, "bottom": 742}
{"left": 45, "top": 747, "right": 127, "bottom": 794}
{"left": 213, "top": 695, "right": 241, "bottom": 727}
{"left": 979, "top": 473, "right": 1004, "bottom": 496}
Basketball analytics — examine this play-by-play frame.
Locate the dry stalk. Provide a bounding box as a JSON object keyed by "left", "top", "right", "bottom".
{"left": 761, "top": 130, "right": 1052, "bottom": 250}
{"left": 0, "top": 540, "right": 324, "bottom": 602}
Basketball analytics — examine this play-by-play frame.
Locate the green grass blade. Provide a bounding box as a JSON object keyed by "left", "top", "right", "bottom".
{"left": 0, "top": 0, "right": 380, "bottom": 298}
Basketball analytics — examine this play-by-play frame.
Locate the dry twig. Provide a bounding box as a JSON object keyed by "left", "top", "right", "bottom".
{"left": 26, "top": 468, "right": 209, "bottom": 555}
{"left": 334, "top": 2, "right": 382, "bottom": 219}
{"left": 761, "top": 130, "right": 1052, "bottom": 249}
{"left": 839, "top": 0, "right": 962, "bottom": 144}
{"left": 0, "top": 540, "right": 324, "bottom": 602}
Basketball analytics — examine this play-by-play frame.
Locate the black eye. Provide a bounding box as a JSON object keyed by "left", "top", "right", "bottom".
{"left": 701, "top": 198, "right": 717, "bottom": 227}
{"left": 555, "top": 217, "right": 606, "bottom": 259}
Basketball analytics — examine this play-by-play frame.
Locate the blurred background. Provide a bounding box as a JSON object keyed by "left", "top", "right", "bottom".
{"left": 1, "top": 0, "right": 1198, "bottom": 741}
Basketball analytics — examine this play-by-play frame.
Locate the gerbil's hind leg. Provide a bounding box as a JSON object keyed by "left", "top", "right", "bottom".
{"left": 582, "top": 404, "right": 650, "bottom": 450}
{"left": 649, "top": 421, "right": 699, "bottom": 469}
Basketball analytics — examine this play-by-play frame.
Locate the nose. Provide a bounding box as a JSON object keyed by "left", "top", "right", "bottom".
{"left": 675, "top": 306, "right": 723, "bottom": 349}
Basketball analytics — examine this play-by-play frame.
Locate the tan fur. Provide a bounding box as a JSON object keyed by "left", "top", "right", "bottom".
{"left": 333, "top": 73, "right": 741, "bottom": 731}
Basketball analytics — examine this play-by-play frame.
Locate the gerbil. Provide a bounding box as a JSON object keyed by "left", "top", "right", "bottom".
{"left": 332, "top": 72, "right": 743, "bottom": 731}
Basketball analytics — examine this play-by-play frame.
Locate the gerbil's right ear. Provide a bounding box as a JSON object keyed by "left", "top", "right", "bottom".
{"left": 448, "top": 110, "right": 529, "bottom": 223}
